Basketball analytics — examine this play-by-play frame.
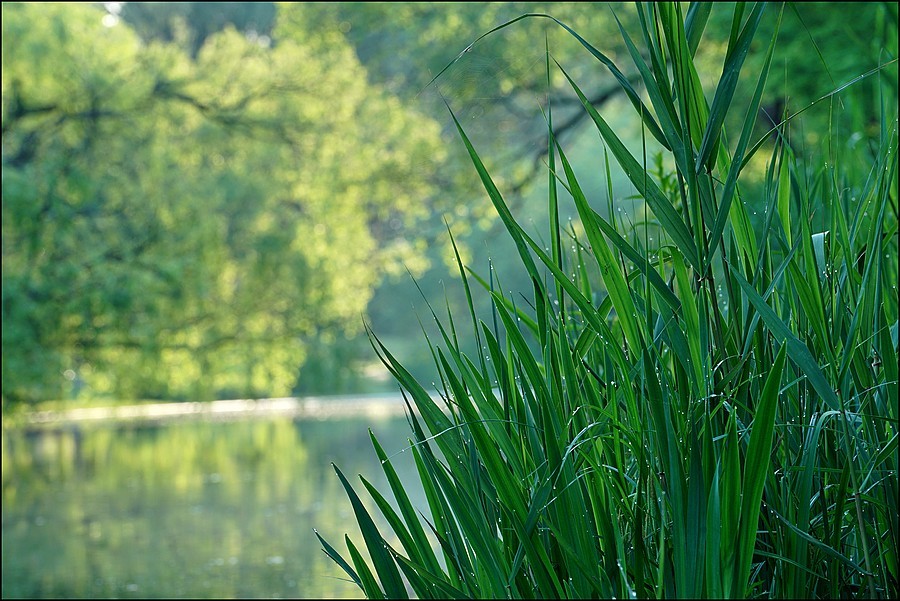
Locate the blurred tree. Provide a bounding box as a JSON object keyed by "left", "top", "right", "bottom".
{"left": 1, "top": 3, "right": 445, "bottom": 403}
{"left": 294, "top": 3, "right": 643, "bottom": 195}
{"left": 116, "top": 2, "right": 896, "bottom": 195}
{"left": 324, "top": 2, "right": 894, "bottom": 170}
{"left": 118, "top": 3, "right": 641, "bottom": 217}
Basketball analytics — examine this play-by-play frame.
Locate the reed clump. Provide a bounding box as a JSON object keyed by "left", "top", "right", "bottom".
{"left": 318, "top": 3, "right": 898, "bottom": 598}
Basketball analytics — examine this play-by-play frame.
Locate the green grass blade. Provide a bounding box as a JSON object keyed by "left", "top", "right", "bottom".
{"left": 557, "top": 62, "right": 700, "bottom": 269}
{"left": 731, "top": 268, "right": 841, "bottom": 411}
{"left": 425, "top": 12, "right": 668, "bottom": 147}
{"left": 314, "top": 530, "right": 363, "bottom": 592}
{"left": 694, "top": 2, "right": 765, "bottom": 172}
{"left": 447, "top": 105, "right": 542, "bottom": 284}
{"left": 705, "top": 6, "right": 781, "bottom": 270}
{"left": 769, "top": 506, "right": 874, "bottom": 578}
{"left": 614, "top": 7, "right": 685, "bottom": 168}
{"left": 392, "top": 553, "right": 470, "bottom": 600}
{"left": 345, "top": 535, "right": 386, "bottom": 600}
{"left": 333, "top": 464, "right": 408, "bottom": 598}
{"left": 552, "top": 166, "right": 682, "bottom": 313}
{"left": 466, "top": 268, "right": 539, "bottom": 337}
{"left": 734, "top": 343, "right": 786, "bottom": 597}
{"left": 369, "top": 431, "right": 443, "bottom": 575}
{"left": 684, "top": 2, "right": 713, "bottom": 56}
{"left": 555, "top": 140, "right": 644, "bottom": 356}
{"left": 705, "top": 464, "right": 723, "bottom": 598}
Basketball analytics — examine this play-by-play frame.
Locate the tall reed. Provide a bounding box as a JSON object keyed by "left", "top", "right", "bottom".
{"left": 318, "top": 3, "right": 898, "bottom": 598}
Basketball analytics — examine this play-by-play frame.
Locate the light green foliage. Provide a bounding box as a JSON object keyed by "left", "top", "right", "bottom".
{"left": 1, "top": 3, "right": 445, "bottom": 403}
{"left": 321, "top": 2, "right": 898, "bottom": 599}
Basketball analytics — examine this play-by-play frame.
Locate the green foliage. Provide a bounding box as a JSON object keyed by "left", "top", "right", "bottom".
{"left": 321, "top": 2, "right": 898, "bottom": 598}
{"left": 1, "top": 3, "right": 446, "bottom": 403}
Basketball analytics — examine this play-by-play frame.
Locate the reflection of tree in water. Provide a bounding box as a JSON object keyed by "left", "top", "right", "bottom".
{"left": 1, "top": 417, "right": 421, "bottom": 598}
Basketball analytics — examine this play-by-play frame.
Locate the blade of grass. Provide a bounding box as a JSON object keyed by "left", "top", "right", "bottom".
{"left": 558, "top": 62, "right": 700, "bottom": 270}
{"left": 694, "top": 2, "right": 765, "bottom": 172}
{"left": 732, "top": 268, "right": 841, "bottom": 411}
{"left": 333, "top": 464, "right": 408, "bottom": 599}
{"left": 734, "top": 343, "right": 787, "bottom": 597}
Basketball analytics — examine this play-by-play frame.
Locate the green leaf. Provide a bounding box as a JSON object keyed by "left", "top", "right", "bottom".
{"left": 694, "top": 2, "right": 766, "bottom": 171}
{"left": 333, "top": 464, "right": 408, "bottom": 599}
{"left": 731, "top": 268, "right": 840, "bottom": 411}
{"left": 684, "top": 2, "right": 713, "bottom": 56}
{"left": 557, "top": 62, "right": 700, "bottom": 270}
{"left": 705, "top": 4, "right": 782, "bottom": 270}
{"left": 369, "top": 431, "right": 443, "bottom": 575}
{"left": 734, "top": 343, "right": 786, "bottom": 597}
{"left": 555, "top": 140, "right": 643, "bottom": 356}
{"left": 314, "top": 530, "right": 363, "bottom": 592}
{"left": 345, "top": 535, "right": 386, "bottom": 600}
{"left": 392, "top": 553, "right": 470, "bottom": 600}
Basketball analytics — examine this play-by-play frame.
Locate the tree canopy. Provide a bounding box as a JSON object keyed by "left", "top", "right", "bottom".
{"left": 2, "top": 2, "right": 445, "bottom": 403}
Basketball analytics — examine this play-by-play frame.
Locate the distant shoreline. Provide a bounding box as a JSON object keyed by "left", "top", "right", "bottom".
{"left": 12, "top": 393, "right": 441, "bottom": 431}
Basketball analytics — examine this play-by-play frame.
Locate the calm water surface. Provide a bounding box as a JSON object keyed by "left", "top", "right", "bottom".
{"left": 1, "top": 414, "right": 424, "bottom": 598}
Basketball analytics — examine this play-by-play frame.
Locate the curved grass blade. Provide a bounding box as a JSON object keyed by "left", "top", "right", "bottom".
{"left": 769, "top": 505, "right": 874, "bottom": 577}
{"left": 549, "top": 155, "right": 682, "bottom": 313}
{"left": 333, "top": 464, "right": 408, "bottom": 599}
{"left": 314, "top": 530, "right": 363, "bottom": 591}
{"left": 345, "top": 535, "right": 386, "bottom": 600}
{"left": 694, "top": 2, "right": 765, "bottom": 172}
{"left": 741, "top": 59, "right": 899, "bottom": 170}
{"left": 705, "top": 5, "right": 782, "bottom": 271}
{"left": 392, "top": 553, "right": 469, "bottom": 600}
{"left": 555, "top": 139, "right": 643, "bottom": 355}
{"left": 369, "top": 431, "right": 443, "bottom": 575}
{"left": 557, "top": 62, "right": 700, "bottom": 269}
{"left": 684, "top": 2, "right": 713, "bottom": 56}
{"left": 731, "top": 268, "right": 840, "bottom": 411}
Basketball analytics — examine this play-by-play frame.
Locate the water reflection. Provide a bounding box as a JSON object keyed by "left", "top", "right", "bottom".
{"left": 2, "top": 415, "right": 422, "bottom": 598}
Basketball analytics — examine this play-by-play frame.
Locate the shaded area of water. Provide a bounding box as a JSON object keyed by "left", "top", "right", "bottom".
{"left": 2, "top": 414, "right": 423, "bottom": 598}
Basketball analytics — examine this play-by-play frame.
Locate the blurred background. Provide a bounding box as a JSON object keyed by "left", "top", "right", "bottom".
{"left": 2, "top": 2, "right": 895, "bottom": 598}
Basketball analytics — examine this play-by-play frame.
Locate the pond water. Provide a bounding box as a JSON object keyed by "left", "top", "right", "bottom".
{"left": 1, "top": 413, "right": 425, "bottom": 598}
